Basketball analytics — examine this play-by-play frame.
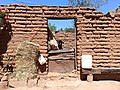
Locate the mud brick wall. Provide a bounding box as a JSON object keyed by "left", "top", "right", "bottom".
{"left": 55, "top": 32, "right": 75, "bottom": 49}
{"left": 77, "top": 12, "right": 120, "bottom": 69}
{"left": 0, "top": 4, "right": 120, "bottom": 73}
{"left": 0, "top": 5, "right": 48, "bottom": 71}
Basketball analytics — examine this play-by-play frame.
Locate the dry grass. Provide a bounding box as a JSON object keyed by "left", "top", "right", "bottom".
{"left": 13, "top": 41, "right": 39, "bottom": 79}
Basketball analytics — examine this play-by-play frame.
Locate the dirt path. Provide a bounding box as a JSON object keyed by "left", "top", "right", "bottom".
{"left": 3, "top": 72, "right": 120, "bottom": 90}
{"left": 7, "top": 81, "right": 120, "bottom": 90}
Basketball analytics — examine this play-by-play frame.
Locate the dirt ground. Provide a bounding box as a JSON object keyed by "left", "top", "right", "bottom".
{"left": 2, "top": 72, "right": 120, "bottom": 90}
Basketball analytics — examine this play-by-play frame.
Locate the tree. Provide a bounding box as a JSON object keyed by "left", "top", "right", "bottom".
{"left": 68, "top": 0, "right": 108, "bottom": 8}
{"left": 48, "top": 23, "right": 57, "bottom": 32}
{"left": 64, "top": 28, "right": 75, "bottom": 32}
{"left": 58, "top": 28, "right": 64, "bottom": 32}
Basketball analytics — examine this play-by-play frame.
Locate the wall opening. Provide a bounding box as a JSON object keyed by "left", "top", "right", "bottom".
{"left": 47, "top": 19, "right": 77, "bottom": 73}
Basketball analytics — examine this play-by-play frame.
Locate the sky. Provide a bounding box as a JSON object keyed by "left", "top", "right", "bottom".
{"left": 0, "top": 0, "right": 120, "bottom": 30}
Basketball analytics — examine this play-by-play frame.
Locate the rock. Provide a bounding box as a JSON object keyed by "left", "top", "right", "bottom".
{"left": 0, "top": 73, "right": 3, "bottom": 80}
{"left": 1, "top": 72, "right": 10, "bottom": 88}
{"left": 68, "top": 73, "right": 78, "bottom": 78}
{"left": 87, "top": 74, "right": 93, "bottom": 82}
{"left": 0, "top": 82, "right": 8, "bottom": 90}
{"left": 1, "top": 73, "right": 9, "bottom": 82}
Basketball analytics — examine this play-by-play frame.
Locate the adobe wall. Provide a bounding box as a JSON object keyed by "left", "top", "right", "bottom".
{"left": 0, "top": 4, "right": 48, "bottom": 71}
{"left": 0, "top": 4, "right": 120, "bottom": 73}
{"left": 55, "top": 32, "right": 75, "bottom": 49}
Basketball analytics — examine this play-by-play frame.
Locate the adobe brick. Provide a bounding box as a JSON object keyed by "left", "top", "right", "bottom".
{"left": 27, "top": 17, "right": 43, "bottom": 21}
{"left": 108, "top": 22, "right": 113, "bottom": 26}
{"left": 94, "top": 31, "right": 109, "bottom": 34}
{"left": 16, "top": 6, "right": 27, "bottom": 10}
{"left": 11, "top": 24, "right": 26, "bottom": 28}
{"left": 115, "top": 24, "right": 120, "bottom": 28}
{"left": 93, "top": 11, "right": 103, "bottom": 14}
{"left": 99, "top": 17, "right": 108, "bottom": 20}
{"left": 79, "top": 7, "right": 96, "bottom": 11}
{"left": 9, "top": 17, "right": 26, "bottom": 20}
{"left": 96, "top": 53, "right": 111, "bottom": 56}
{"left": 94, "top": 49, "right": 109, "bottom": 53}
{"left": 81, "top": 45, "right": 95, "bottom": 49}
{"left": 77, "top": 10, "right": 92, "bottom": 14}
{"left": 16, "top": 21, "right": 31, "bottom": 24}
{"left": 82, "top": 28, "right": 96, "bottom": 31}
{"left": 93, "top": 24, "right": 109, "bottom": 28}
{"left": 15, "top": 13, "right": 30, "bottom": 17}
{"left": 26, "top": 25, "right": 42, "bottom": 28}
{"left": 95, "top": 38, "right": 109, "bottom": 42}
{"left": 112, "top": 21, "right": 120, "bottom": 24}
{"left": 89, "top": 21, "right": 96, "bottom": 24}
{"left": 8, "top": 13, "right": 15, "bottom": 16}
{"left": 44, "top": 11, "right": 57, "bottom": 14}
{"left": 93, "top": 56, "right": 109, "bottom": 60}
{"left": 85, "top": 13, "right": 103, "bottom": 18}
{"left": 27, "top": 10, "right": 42, "bottom": 14}
{"left": 7, "top": 6, "right": 16, "bottom": 10}
{"left": 114, "top": 17, "right": 120, "bottom": 21}
{"left": 32, "top": 21, "right": 46, "bottom": 25}
{"left": 96, "top": 21, "right": 111, "bottom": 24}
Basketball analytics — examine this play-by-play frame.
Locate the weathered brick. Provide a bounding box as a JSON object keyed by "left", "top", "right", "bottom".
{"left": 1, "top": 4, "right": 120, "bottom": 72}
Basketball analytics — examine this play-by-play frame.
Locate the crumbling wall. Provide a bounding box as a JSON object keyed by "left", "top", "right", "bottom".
{"left": 0, "top": 4, "right": 120, "bottom": 73}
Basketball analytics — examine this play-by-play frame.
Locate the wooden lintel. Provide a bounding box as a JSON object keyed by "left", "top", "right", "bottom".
{"left": 48, "top": 48, "right": 74, "bottom": 54}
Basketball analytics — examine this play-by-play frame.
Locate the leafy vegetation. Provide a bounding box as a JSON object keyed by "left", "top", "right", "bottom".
{"left": 49, "top": 23, "right": 75, "bottom": 33}
{"left": 48, "top": 23, "right": 57, "bottom": 32}
{"left": 68, "top": 0, "right": 108, "bottom": 8}
{"left": 0, "top": 7, "right": 8, "bottom": 18}
{"left": 64, "top": 28, "right": 75, "bottom": 32}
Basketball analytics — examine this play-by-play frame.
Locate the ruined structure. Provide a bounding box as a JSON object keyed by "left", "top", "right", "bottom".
{"left": 0, "top": 4, "right": 120, "bottom": 80}
{"left": 107, "top": 6, "right": 120, "bottom": 17}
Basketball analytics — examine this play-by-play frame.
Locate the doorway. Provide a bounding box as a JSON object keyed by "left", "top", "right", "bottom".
{"left": 48, "top": 19, "right": 77, "bottom": 73}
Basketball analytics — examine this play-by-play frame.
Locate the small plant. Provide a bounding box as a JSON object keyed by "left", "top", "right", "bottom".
{"left": 0, "top": 7, "right": 8, "bottom": 18}
{"left": 0, "top": 7, "right": 8, "bottom": 27}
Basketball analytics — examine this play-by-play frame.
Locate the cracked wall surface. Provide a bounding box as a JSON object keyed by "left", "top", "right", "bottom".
{"left": 0, "top": 4, "right": 120, "bottom": 73}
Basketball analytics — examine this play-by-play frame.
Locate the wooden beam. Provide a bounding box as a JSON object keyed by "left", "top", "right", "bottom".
{"left": 82, "top": 68, "right": 101, "bottom": 74}
{"left": 100, "top": 68, "right": 120, "bottom": 73}
{"left": 48, "top": 48, "right": 75, "bottom": 54}
{"left": 48, "top": 57, "right": 75, "bottom": 61}
{"left": 82, "top": 68, "right": 120, "bottom": 74}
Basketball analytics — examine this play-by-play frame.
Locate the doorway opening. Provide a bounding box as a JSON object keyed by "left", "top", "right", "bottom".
{"left": 48, "top": 19, "right": 77, "bottom": 73}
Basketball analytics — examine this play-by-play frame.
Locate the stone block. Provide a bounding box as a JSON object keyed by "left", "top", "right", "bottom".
{"left": 87, "top": 74, "right": 93, "bottom": 82}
